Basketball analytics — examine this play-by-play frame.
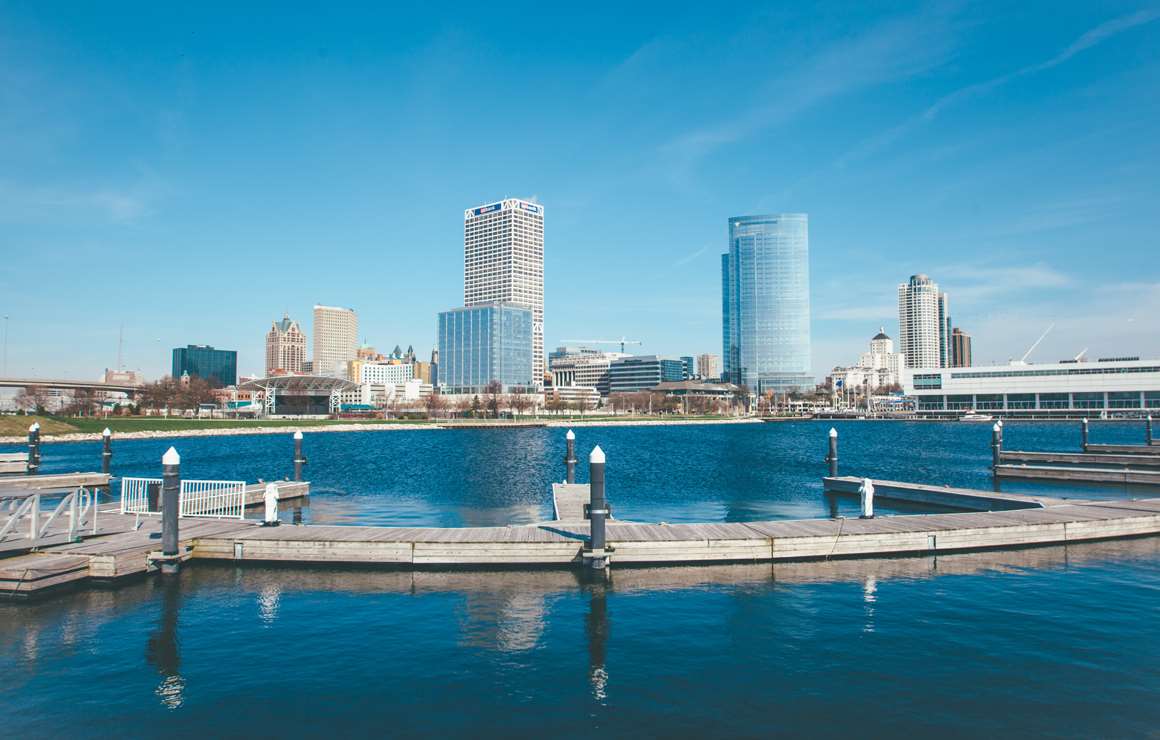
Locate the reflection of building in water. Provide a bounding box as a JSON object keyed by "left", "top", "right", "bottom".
{"left": 459, "top": 591, "right": 547, "bottom": 652}
{"left": 258, "top": 584, "right": 281, "bottom": 626}
{"left": 587, "top": 584, "right": 609, "bottom": 704}
{"left": 146, "top": 578, "right": 185, "bottom": 710}
{"left": 862, "top": 575, "right": 877, "bottom": 634}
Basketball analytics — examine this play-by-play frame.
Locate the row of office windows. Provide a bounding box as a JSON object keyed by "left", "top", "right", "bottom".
{"left": 915, "top": 391, "right": 1160, "bottom": 410}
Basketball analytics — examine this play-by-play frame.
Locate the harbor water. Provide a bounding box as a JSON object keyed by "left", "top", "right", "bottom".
{"left": 2, "top": 421, "right": 1158, "bottom": 737}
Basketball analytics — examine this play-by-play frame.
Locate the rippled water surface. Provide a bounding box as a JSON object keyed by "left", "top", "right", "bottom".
{"left": 2, "top": 420, "right": 1158, "bottom": 737}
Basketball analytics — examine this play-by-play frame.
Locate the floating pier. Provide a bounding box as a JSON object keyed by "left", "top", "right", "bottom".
{"left": 4, "top": 427, "right": 1160, "bottom": 600}
{"left": 993, "top": 418, "right": 1160, "bottom": 487}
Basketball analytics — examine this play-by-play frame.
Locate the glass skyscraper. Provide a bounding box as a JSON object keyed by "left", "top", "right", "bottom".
{"left": 437, "top": 302, "right": 534, "bottom": 394}
{"left": 171, "top": 345, "right": 237, "bottom": 387}
{"left": 722, "top": 214, "right": 812, "bottom": 393}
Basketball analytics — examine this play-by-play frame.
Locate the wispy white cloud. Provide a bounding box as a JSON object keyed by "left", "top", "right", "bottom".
{"left": 672, "top": 245, "right": 709, "bottom": 268}
{"left": 0, "top": 181, "right": 152, "bottom": 224}
{"left": 660, "top": 7, "right": 961, "bottom": 184}
{"left": 936, "top": 262, "right": 1073, "bottom": 305}
{"left": 838, "top": 8, "right": 1160, "bottom": 166}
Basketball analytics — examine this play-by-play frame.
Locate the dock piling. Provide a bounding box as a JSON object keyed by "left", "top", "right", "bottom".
{"left": 1081, "top": 418, "right": 1089, "bottom": 452}
{"left": 101, "top": 427, "right": 112, "bottom": 475}
{"left": 160, "top": 447, "right": 181, "bottom": 575}
{"left": 859, "top": 478, "right": 875, "bottom": 519}
{"left": 826, "top": 428, "right": 838, "bottom": 477}
{"left": 293, "top": 431, "right": 306, "bottom": 482}
{"left": 1148, "top": 415, "right": 1154, "bottom": 446}
{"left": 586, "top": 446, "right": 608, "bottom": 570}
{"left": 565, "top": 430, "right": 577, "bottom": 484}
{"left": 28, "top": 422, "right": 40, "bottom": 475}
{"left": 991, "top": 422, "right": 1002, "bottom": 470}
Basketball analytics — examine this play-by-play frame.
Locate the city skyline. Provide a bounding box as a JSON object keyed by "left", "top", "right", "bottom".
{"left": 2, "top": 4, "right": 1159, "bottom": 380}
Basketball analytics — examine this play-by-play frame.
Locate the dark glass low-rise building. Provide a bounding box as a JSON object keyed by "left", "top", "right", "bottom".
{"left": 609, "top": 355, "right": 686, "bottom": 394}
{"left": 172, "top": 344, "right": 237, "bottom": 387}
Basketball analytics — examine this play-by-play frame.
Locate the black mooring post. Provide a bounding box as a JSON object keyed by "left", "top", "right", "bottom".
{"left": 587, "top": 446, "right": 608, "bottom": 569}
{"left": 826, "top": 428, "right": 838, "bottom": 477}
{"left": 565, "top": 429, "right": 577, "bottom": 484}
{"left": 1147, "top": 415, "right": 1153, "bottom": 446}
{"left": 101, "top": 427, "right": 113, "bottom": 475}
{"left": 293, "top": 431, "right": 306, "bottom": 482}
{"left": 160, "top": 447, "right": 181, "bottom": 575}
{"left": 1081, "top": 418, "right": 1089, "bottom": 452}
{"left": 28, "top": 422, "right": 41, "bottom": 475}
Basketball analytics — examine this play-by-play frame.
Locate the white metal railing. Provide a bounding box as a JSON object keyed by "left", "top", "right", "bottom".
{"left": 179, "top": 480, "right": 245, "bottom": 519}
{"left": 0, "top": 487, "right": 100, "bottom": 546}
{"left": 121, "top": 477, "right": 163, "bottom": 515}
{"left": 120, "top": 477, "right": 246, "bottom": 519}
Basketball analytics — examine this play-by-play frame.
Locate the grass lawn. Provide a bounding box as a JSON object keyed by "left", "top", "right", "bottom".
{"left": 0, "top": 415, "right": 81, "bottom": 436}
{"left": 5, "top": 416, "right": 427, "bottom": 435}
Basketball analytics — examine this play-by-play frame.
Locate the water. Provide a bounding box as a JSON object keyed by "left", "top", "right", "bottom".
{"left": 2, "top": 420, "right": 1159, "bottom": 737}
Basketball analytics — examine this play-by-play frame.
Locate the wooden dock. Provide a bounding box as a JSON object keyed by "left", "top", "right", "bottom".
{"left": 1001, "top": 450, "right": 1160, "bottom": 469}
{"left": 1085, "top": 442, "right": 1160, "bottom": 455}
{"left": 995, "top": 464, "right": 1160, "bottom": 486}
{"left": 822, "top": 476, "right": 1062, "bottom": 510}
{"left": 0, "top": 452, "right": 30, "bottom": 475}
{"left": 4, "top": 485, "right": 1159, "bottom": 598}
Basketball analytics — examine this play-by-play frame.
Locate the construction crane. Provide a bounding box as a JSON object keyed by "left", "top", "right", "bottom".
{"left": 561, "top": 337, "right": 642, "bottom": 354}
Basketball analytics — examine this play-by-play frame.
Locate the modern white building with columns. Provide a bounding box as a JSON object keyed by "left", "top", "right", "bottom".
{"left": 903, "top": 356, "right": 1160, "bottom": 415}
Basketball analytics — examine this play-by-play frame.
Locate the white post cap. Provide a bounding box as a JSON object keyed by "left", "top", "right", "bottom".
{"left": 1082, "top": 418, "right": 1088, "bottom": 423}
{"left": 590, "top": 445, "right": 606, "bottom": 464}
{"left": 162, "top": 446, "right": 181, "bottom": 465}
{"left": 992, "top": 423, "right": 1001, "bottom": 432}
{"left": 829, "top": 427, "right": 837, "bottom": 438}
{"left": 566, "top": 429, "right": 575, "bottom": 440}
{"left": 30, "top": 422, "right": 40, "bottom": 432}
{"left": 102, "top": 427, "right": 112, "bottom": 437}
{"left": 293, "top": 431, "right": 303, "bottom": 440}
{"left": 997, "top": 419, "right": 1004, "bottom": 427}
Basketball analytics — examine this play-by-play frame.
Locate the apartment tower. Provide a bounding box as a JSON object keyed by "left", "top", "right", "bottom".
{"left": 463, "top": 198, "right": 545, "bottom": 386}
{"left": 897, "top": 274, "right": 951, "bottom": 369}
{"left": 312, "top": 305, "right": 358, "bottom": 378}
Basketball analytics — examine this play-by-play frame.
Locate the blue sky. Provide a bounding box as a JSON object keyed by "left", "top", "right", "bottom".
{"left": 2, "top": 1, "right": 1158, "bottom": 380}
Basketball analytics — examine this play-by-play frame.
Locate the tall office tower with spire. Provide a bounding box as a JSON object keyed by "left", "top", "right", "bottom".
{"left": 897, "top": 274, "right": 951, "bottom": 369}
{"left": 312, "top": 304, "right": 358, "bottom": 377}
{"left": 265, "top": 313, "right": 307, "bottom": 375}
{"left": 463, "top": 198, "right": 545, "bottom": 386}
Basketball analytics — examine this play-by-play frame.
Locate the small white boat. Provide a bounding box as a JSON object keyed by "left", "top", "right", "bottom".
{"left": 961, "top": 412, "right": 994, "bottom": 422}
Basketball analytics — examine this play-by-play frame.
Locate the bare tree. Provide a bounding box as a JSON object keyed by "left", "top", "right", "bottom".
{"left": 424, "top": 391, "right": 447, "bottom": 420}
{"left": 484, "top": 380, "right": 503, "bottom": 419}
{"left": 14, "top": 385, "right": 51, "bottom": 414}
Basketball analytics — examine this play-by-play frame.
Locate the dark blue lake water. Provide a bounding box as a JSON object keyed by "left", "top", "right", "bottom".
{"left": 2, "top": 420, "right": 1159, "bottom": 737}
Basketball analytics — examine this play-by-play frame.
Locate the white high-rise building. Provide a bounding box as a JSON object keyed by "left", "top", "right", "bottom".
{"left": 312, "top": 305, "right": 358, "bottom": 378}
{"left": 897, "top": 274, "right": 950, "bottom": 369}
{"left": 464, "top": 198, "right": 545, "bottom": 386}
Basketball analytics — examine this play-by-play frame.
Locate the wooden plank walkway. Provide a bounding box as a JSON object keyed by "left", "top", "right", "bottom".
{"left": 5, "top": 484, "right": 1160, "bottom": 599}
{"left": 822, "top": 476, "right": 1063, "bottom": 510}
{"left": 996, "top": 464, "right": 1160, "bottom": 486}
{"left": 0, "top": 472, "right": 111, "bottom": 492}
{"left": 0, "top": 452, "right": 30, "bottom": 475}
{"left": 1085, "top": 442, "right": 1160, "bottom": 455}
{"left": 1002, "top": 450, "right": 1160, "bottom": 468}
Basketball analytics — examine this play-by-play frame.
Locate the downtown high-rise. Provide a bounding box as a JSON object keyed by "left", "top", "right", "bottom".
{"left": 265, "top": 312, "right": 306, "bottom": 376}
{"left": 722, "top": 214, "right": 812, "bottom": 393}
{"left": 312, "top": 304, "right": 358, "bottom": 378}
{"left": 463, "top": 198, "right": 544, "bottom": 386}
{"left": 897, "top": 274, "right": 951, "bottom": 369}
